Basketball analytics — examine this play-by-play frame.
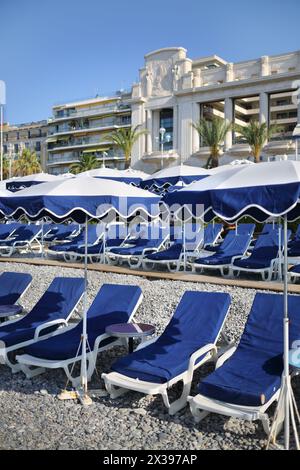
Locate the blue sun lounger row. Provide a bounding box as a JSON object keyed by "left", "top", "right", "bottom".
{"left": 0, "top": 224, "right": 43, "bottom": 257}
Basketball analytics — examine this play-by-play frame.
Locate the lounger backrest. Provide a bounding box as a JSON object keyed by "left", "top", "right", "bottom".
{"left": 238, "top": 293, "right": 300, "bottom": 357}
{"left": 12, "top": 225, "right": 42, "bottom": 241}
{"left": 219, "top": 232, "right": 251, "bottom": 256}
{"left": 87, "top": 283, "right": 142, "bottom": 320}
{"left": 204, "top": 223, "right": 223, "bottom": 246}
{"left": 236, "top": 223, "right": 255, "bottom": 236}
{"left": 25, "top": 277, "right": 85, "bottom": 325}
{"left": 254, "top": 228, "right": 291, "bottom": 250}
{"left": 0, "top": 272, "right": 32, "bottom": 305}
{"left": 155, "top": 291, "right": 231, "bottom": 350}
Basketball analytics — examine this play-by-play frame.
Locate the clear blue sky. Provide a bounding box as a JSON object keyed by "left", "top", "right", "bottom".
{"left": 1, "top": 0, "right": 299, "bottom": 124}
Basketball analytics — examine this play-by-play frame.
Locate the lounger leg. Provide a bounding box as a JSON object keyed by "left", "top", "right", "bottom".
{"left": 105, "top": 381, "right": 129, "bottom": 399}
{"left": 188, "top": 398, "right": 210, "bottom": 423}
{"left": 165, "top": 380, "right": 193, "bottom": 415}
{"left": 128, "top": 258, "right": 142, "bottom": 269}
{"left": 260, "top": 413, "right": 271, "bottom": 435}
{"left": 19, "top": 363, "right": 46, "bottom": 379}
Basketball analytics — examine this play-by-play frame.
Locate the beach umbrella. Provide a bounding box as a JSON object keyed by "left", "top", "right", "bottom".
{"left": 0, "top": 177, "right": 160, "bottom": 403}
{"left": 77, "top": 168, "right": 148, "bottom": 186}
{"left": 164, "top": 160, "right": 300, "bottom": 449}
{"left": 6, "top": 173, "right": 61, "bottom": 192}
{"left": 140, "top": 164, "right": 210, "bottom": 192}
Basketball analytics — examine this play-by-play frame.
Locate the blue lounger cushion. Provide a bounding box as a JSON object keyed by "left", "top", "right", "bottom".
{"left": 289, "top": 264, "right": 300, "bottom": 274}
{"left": 0, "top": 277, "right": 85, "bottom": 348}
{"left": 110, "top": 239, "right": 163, "bottom": 256}
{"left": 0, "top": 272, "right": 32, "bottom": 305}
{"left": 112, "top": 291, "right": 231, "bottom": 384}
{"left": 145, "top": 243, "right": 183, "bottom": 261}
{"left": 194, "top": 234, "right": 251, "bottom": 266}
{"left": 204, "top": 224, "right": 223, "bottom": 246}
{"left": 233, "top": 247, "right": 279, "bottom": 269}
{"left": 23, "top": 284, "right": 142, "bottom": 360}
{"left": 198, "top": 293, "right": 300, "bottom": 407}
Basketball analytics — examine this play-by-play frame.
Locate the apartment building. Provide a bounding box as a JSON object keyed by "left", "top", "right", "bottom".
{"left": 2, "top": 120, "right": 48, "bottom": 173}
{"left": 129, "top": 47, "right": 300, "bottom": 171}
{"left": 47, "top": 92, "right": 131, "bottom": 174}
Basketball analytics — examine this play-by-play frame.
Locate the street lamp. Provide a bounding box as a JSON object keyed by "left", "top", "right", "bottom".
{"left": 102, "top": 151, "right": 108, "bottom": 168}
{"left": 156, "top": 127, "right": 171, "bottom": 169}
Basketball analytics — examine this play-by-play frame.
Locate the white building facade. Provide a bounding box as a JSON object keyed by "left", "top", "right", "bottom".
{"left": 129, "top": 47, "right": 300, "bottom": 172}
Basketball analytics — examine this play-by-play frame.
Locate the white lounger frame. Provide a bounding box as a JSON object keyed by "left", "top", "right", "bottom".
{"left": 142, "top": 241, "right": 204, "bottom": 273}
{"left": 188, "top": 346, "right": 280, "bottom": 435}
{"left": 0, "top": 292, "right": 84, "bottom": 373}
{"left": 16, "top": 293, "right": 143, "bottom": 387}
{"left": 102, "top": 303, "right": 231, "bottom": 415}
{"left": 0, "top": 229, "right": 43, "bottom": 257}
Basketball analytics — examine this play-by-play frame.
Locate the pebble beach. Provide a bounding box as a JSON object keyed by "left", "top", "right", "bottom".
{"left": 0, "top": 262, "right": 297, "bottom": 450}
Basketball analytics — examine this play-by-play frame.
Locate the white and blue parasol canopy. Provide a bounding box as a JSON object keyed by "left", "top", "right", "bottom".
{"left": 0, "top": 176, "right": 161, "bottom": 223}
{"left": 77, "top": 168, "right": 148, "bottom": 185}
{"left": 140, "top": 164, "right": 210, "bottom": 192}
{"left": 6, "top": 173, "right": 62, "bottom": 192}
{"left": 163, "top": 161, "right": 300, "bottom": 222}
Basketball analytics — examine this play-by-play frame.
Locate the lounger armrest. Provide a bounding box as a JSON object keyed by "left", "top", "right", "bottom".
{"left": 93, "top": 332, "right": 111, "bottom": 350}
{"left": 34, "top": 319, "right": 68, "bottom": 340}
{"left": 184, "top": 343, "right": 217, "bottom": 385}
{"left": 215, "top": 346, "right": 237, "bottom": 369}
{"left": 135, "top": 336, "right": 158, "bottom": 351}
{"left": 142, "top": 247, "right": 158, "bottom": 255}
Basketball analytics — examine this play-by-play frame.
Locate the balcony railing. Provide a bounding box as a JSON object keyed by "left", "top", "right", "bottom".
{"left": 52, "top": 104, "right": 131, "bottom": 121}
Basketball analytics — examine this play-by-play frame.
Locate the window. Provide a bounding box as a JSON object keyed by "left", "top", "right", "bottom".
{"left": 14, "top": 144, "right": 18, "bottom": 153}
{"left": 159, "top": 108, "right": 173, "bottom": 150}
{"left": 35, "top": 141, "right": 41, "bottom": 151}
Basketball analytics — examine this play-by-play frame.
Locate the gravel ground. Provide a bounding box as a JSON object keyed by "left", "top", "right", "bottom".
{"left": 0, "top": 261, "right": 298, "bottom": 450}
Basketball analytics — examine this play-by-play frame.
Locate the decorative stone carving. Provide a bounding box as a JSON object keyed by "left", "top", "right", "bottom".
{"left": 172, "top": 65, "right": 180, "bottom": 92}
{"left": 146, "top": 60, "right": 173, "bottom": 96}
{"left": 145, "top": 67, "right": 153, "bottom": 96}
{"left": 226, "top": 63, "right": 233, "bottom": 82}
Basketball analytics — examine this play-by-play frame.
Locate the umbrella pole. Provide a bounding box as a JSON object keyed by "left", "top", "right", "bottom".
{"left": 79, "top": 216, "right": 91, "bottom": 405}
{"left": 267, "top": 214, "right": 300, "bottom": 450}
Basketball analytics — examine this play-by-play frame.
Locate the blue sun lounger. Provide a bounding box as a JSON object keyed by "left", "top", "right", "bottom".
{"left": 0, "top": 277, "right": 85, "bottom": 372}
{"left": 0, "top": 225, "right": 43, "bottom": 257}
{"left": 44, "top": 224, "right": 79, "bottom": 243}
{"left": 102, "top": 291, "right": 231, "bottom": 414}
{"left": 17, "top": 284, "right": 143, "bottom": 386}
{"left": 188, "top": 292, "right": 300, "bottom": 435}
{"left": 0, "top": 224, "right": 18, "bottom": 241}
{"left": 192, "top": 233, "right": 252, "bottom": 276}
{"left": 203, "top": 223, "right": 223, "bottom": 248}
{"left": 107, "top": 237, "right": 169, "bottom": 268}
{"left": 47, "top": 225, "right": 104, "bottom": 261}
{"left": 0, "top": 272, "right": 32, "bottom": 307}
{"left": 231, "top": 229, "right": 291, "bottom": 281}
{"left": 288, "top": 264, "right": 300, "bottom": 282}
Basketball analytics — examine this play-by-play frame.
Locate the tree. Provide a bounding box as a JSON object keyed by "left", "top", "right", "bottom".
{"left": 2, "top": 155, "right": 10, "bottom": 180}
{"left": 234, "top": 120, "right": 280, "bottom": 163}
{"left": 70, "top": 153, "right": 100, "bottom": 174}
{"left": 13, "top": 148, "right": 41, "bottom": 176}
{"left": 192, "top": 117, "right": 231, "bottom": 168}
{"left": 107, "top": 125, "right": 148, "bottom": 167}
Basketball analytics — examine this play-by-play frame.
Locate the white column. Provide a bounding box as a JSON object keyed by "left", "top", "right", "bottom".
{"left": 131, "top": 102, "right": 145, "bottom": 166}
{"left": 192, "top": 102, "right": 200, "bottom": 153}
{"left": 259, "top": 92, "right": 269, "bottom": 124}
{"left": 173, "top": 105, "right": 178, "bottom": 151}
{"left": 146, "top": 109, "right": 152, "bottom": 154}
{"left": 224, "top": 97, "right": 233, "bottom": 150}
{"left": 153, "top": 110, "right": 160, "bottom": 151}
{"left": 178, "top": 101, "right": 193, "bottom": 162}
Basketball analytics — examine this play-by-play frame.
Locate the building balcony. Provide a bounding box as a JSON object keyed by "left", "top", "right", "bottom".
{"left": 48, "top": 123, "right": 130, "bottom": 138}
{"left": 47, "top": 137, "right": 112, "bottom": 152}
{"left": 51, "top": 104, "right": 131, "bottom": 122}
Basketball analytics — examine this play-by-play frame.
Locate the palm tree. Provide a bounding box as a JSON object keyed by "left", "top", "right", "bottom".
{"left": 234, "top": 121, "right": 280, "bottom": 163}
{"left": 192, "top": 117, "right": 231, "bottom": 168}
{"left": 108, "top": 125, "right": 148, "bottom": 168}
{"left": 2, "top": 155, "right": 10, "bottom": 180}
{"left": 70, "top": 153, "right": 100, "bottom": 174}
{"left": 13, "top": 148, "right": 41, "bottom": 176}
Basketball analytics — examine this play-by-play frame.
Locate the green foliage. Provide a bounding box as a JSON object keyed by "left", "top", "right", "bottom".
{"left": 107, "top": 125, "right": 148, "bottom": 167}
{"left": 234, "top": 121, "right": 281, "bottom": 163}
{"left": 13, "top": 148, "right": 41, "bottom": 176}
{"left": 70, "top": 153, "right": 100, "bottom": 174}
{"left": 192, "top": 117, "right": 231, "bottom": 168}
